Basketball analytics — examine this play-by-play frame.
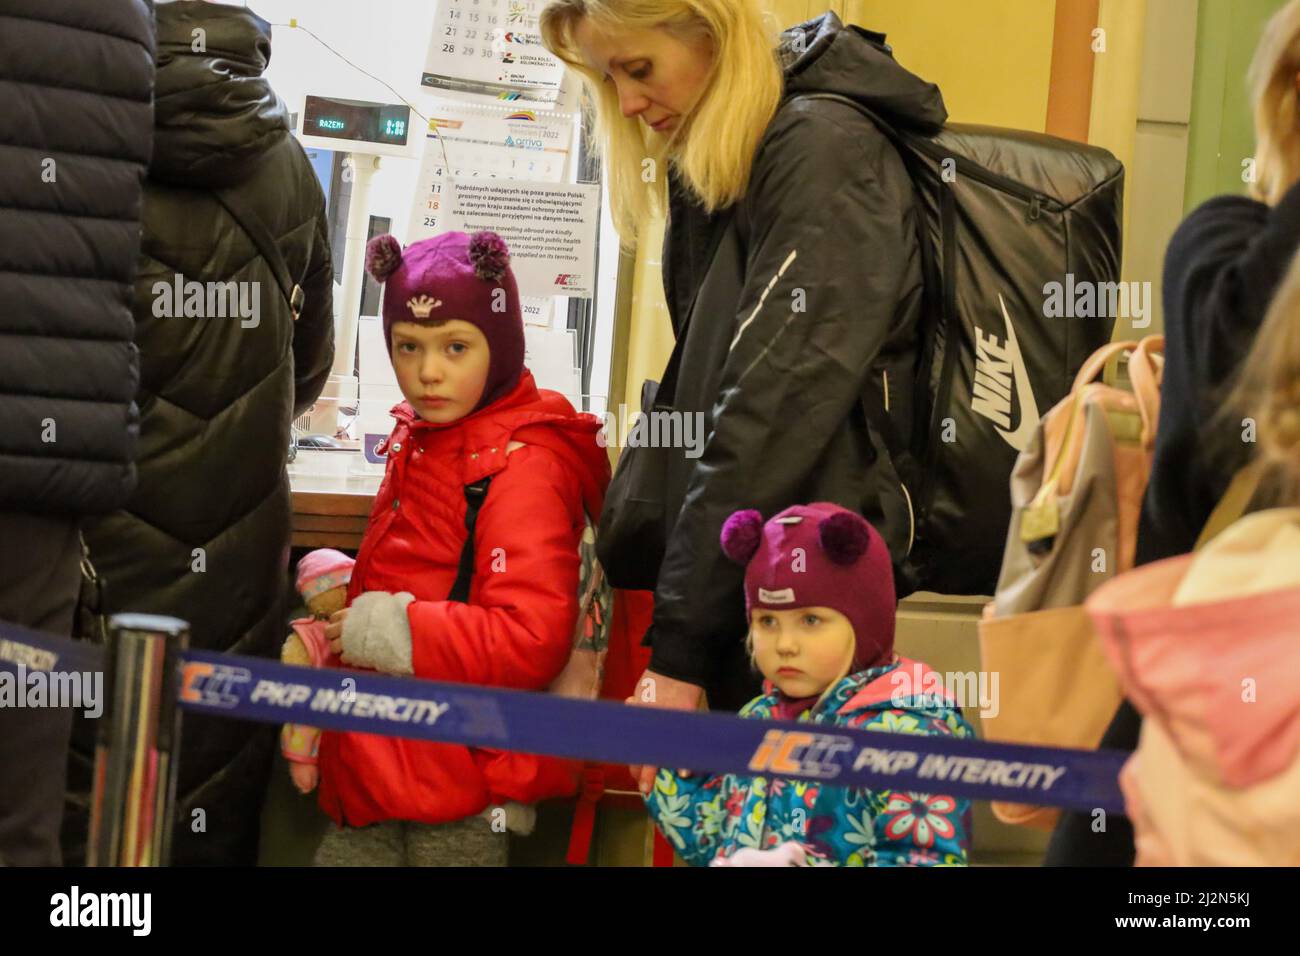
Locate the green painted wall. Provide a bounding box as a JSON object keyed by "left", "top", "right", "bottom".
{"left": 1184, "top": 0, "right": 1288, "bottom": 210}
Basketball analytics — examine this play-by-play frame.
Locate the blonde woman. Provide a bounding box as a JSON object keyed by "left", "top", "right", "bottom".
{"left": 1047, "top": 0, "right": 1300, "bottom": 866}
{"left": 541, "top": 3, "right": 945, "bottom": 772}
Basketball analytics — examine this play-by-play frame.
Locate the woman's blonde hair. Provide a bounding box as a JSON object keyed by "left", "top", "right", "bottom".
{"left": 1228, "top": 248, "right": 1300, "bottom": 502}
{"left": 540, "top": 0, "right": 784, "bottom": 248}
{"left": 1249, "top": 0, "right": 1300, "bottom": 205}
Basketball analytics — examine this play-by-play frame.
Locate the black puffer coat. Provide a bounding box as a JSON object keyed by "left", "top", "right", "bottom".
{"left": 0, "top": 0, "right": 154, "bottom": 515}
{"left": 65, "top": 2, "right": 335, "bottom": 866}
{"left": 642, "top": 12, "right": 945, "bottom": 710}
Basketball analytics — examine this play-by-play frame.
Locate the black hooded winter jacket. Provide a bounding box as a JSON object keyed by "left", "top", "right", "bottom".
{"left": 646, "top": 12, "right": 945, "bottom": 710}
{"left": 64, "top": 2, "right": 335, "bottom": 866}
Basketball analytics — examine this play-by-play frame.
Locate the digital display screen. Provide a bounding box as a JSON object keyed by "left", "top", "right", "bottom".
{"left": 302, "top": 96, "right": 411, "bottom": 147}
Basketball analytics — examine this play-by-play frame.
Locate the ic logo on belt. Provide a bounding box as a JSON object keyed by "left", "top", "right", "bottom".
{"left": 180, "top": 662, "right": 250, "bottom": 709}
{"left": 748, "top": 729, "right": 854, "bottom": 780}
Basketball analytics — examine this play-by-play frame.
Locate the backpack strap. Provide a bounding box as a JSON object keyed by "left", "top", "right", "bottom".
{"left": 212, "top": 186, "right": 306, "bottom": 320}
{"left": 1195, "top": 460, "right": 1267, "bottom": 551}
{"left": 854, "top": 379, "right": 926, "bottom": 528}
{"left": 447, "top": 476, "right": 493, "bottom": 603}
{"left": 565, "top": 766, "right": 607, "bottom": 865}
{"left": 763, "top": 92, "right": 942, "bottom": 515}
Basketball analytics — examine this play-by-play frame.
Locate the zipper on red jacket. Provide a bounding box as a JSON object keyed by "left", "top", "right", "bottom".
{"left": 350, "top": 421, "right": 412, "bottom": 594}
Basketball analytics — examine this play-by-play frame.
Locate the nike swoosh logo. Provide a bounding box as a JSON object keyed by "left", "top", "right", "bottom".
{"left": 995, "top": 293, "right": 1039, "bottom": 452}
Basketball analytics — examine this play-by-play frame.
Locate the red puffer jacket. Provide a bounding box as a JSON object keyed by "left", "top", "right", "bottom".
{"left": 316, "top": 371, "right": 611, "bottom": 827}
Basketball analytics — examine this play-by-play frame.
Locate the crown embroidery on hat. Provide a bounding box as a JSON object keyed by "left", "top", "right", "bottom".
{"left": 759, "top": 587, "right": 796, "bottom": 604}
{"left": 407, "top": 294, "right": 443, "bottom": 318}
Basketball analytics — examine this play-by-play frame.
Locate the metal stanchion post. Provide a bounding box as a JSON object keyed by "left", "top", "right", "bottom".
{"left": 87, "top": 613, "right": 188, "bottom": 867}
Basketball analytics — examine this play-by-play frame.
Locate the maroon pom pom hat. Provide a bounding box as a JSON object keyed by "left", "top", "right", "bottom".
{"left": 720, "top": 502, "right": 896, "bottom": 670}
{"left": 365, "top": 230, "right": 524, "bottom": 413}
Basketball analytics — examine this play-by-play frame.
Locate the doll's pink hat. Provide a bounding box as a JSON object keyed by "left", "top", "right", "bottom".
{"left": 295, "top": 549, "right": 355, "bottom": 602}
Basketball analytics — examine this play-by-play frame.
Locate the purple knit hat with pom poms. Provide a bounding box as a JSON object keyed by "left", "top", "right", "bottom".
{"left": 720, "top": 502, "right": 896, "bottom": 669}
{"left": 365, "top": 229, "right": 525, "bottom": 413}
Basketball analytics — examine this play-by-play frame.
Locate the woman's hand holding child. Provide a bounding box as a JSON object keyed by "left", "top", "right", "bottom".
{"left": 625, "top": 669, "right": 706, "bottom": 793}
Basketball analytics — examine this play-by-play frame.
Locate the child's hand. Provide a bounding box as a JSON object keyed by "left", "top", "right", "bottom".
{"left": 289, "top": 762, "right": 318, "bottom": 794}
{"left": 325, "top": 608, "right": 349, "bottom": 656}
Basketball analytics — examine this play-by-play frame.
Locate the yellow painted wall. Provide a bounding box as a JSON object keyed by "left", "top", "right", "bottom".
{"left": 842, "top": 0, "right": 1057, "bottom": 130}
{"left": 765, "top": 0, "right": 842, "bottom": 29}
{"left": 1087, "top": 0, "right": 1147, "bottom": 277}
{"left": 620, "top": 216, "right": 672, "bottom": 416}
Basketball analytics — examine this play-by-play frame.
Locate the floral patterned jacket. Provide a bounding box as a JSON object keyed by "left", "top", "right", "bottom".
{"left": 644, "top": 657, "right": 976, "bottom": 866}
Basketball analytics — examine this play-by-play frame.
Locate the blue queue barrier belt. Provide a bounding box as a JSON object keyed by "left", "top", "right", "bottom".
{"left": 0, "top": 618, "right": 1129, "bottom": 815}
{"left": 0, "top": 617, "right": 107, "bottom": 674}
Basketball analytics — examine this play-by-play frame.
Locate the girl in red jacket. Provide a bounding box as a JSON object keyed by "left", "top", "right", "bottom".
{"left": 310, "top": 230, "right": 611, "bottom": 866}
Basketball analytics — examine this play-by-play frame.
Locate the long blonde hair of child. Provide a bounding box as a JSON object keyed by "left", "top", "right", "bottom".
{"left": 1249, "top": 0, "right": 1300, "bottom": 206}
{"left": 1232, "top": 247, "right": 1300, "bottom": 501}
{"left": 540, "top": 0, "right": 784, "bottom": 249}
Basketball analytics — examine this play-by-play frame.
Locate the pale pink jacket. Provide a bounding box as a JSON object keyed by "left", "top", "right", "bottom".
{"left": 1086, "top": 509, "right": 1300, "bottom": 866}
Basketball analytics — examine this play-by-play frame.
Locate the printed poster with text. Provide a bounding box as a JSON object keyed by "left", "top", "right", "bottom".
{"left": 438, "top": 179, "right": 600, "bottom": 299}
{"left": 407, "top": 99, "right": 578, "bottom": 319}
{"left": 408, "top": 99, "right": 575, "bottom": 236}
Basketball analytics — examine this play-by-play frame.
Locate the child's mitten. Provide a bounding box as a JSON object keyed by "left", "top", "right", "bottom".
{"left": 709, "top": 842, "right": 809, "bottom": 867}
{"left": 339, "top": 591, "right": 416, "bottom": 674}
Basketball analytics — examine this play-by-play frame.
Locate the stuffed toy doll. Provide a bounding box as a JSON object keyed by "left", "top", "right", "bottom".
{"left": 280, "top": 548, "right": 354, "bottom": 794}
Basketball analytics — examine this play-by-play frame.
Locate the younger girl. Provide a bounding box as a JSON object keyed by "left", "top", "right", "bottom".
{"left": 642, "top": 503, "right": 975, "bottom": 866}
{"left": 312, "top": 230, "right": 611, "bottom": 866}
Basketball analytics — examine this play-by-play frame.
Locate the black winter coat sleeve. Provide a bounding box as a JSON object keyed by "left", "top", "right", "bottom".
{"left": 1138, "top": 178, "right": 1300, "bottom": 563}
{"left": 292, "top": 207, "right": 335, "bottom": 418}
{"left": 1170, "top": 181, "right": 1300, "bottom": 406}
{"left": 647, "top": 106, "right": 911, "bottom": 688}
